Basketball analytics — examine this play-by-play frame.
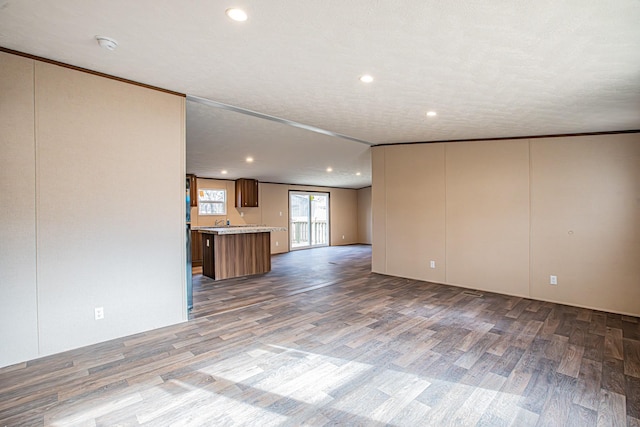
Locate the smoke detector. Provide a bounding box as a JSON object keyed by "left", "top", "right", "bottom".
{"left": 95, "top": 36, "right": 118, "bottom": 51}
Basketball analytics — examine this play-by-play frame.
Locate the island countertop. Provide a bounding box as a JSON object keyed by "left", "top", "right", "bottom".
{"left": 193, "top": 225, "right": 286, "bottom": 280}
{"left": 193, "top": 225, "right": 287, "bottom": 235}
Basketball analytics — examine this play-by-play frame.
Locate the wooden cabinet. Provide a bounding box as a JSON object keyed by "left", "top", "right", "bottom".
{"left": 191, "top": 230, "right": 202, "bottom": 267}
{"left": 202, "top": 233, "right": 215, "bottom": 278}
{"left": 235, "top": 178, "right": 259, "bottom": 207}
{"left": 201, "top": 232, "right": 271, "bottom": 280}
{"left": 187, "top": 174, "right": 197, "bottom": 207}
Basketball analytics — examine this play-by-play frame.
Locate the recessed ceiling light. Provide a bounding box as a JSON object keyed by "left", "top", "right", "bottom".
{"left": 359, "top": 75, "right": 374, "bottom": 83}
{"left": 426, "top": 111, "right": 437, "bottom": 117}
{"left": 356, "top": 172, "right": 361, "bottom": 176}
{"left": 95, "top": 36, "right": 118, "bottom": 51}
{"left": 226, "top": 8, "right": 247, "bottom": 22}
{"left": 326, "top": 167, "right": 333, "bottom": 172}
{"left": 246, "top": 157, "right": 254, "bottom": 163}
{"left": 221, "top": 170, "right": 228, "bottom": 175}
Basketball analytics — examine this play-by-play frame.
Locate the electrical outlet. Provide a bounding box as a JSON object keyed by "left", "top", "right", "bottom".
{"left": 550, "top": 275, "right": 558, "bottom": 285}
{"left": 240, "top": 212, "right": 244, "bottom": 217}
{"left": 430, "top": 260, "right": 436, "bottom": 269}
{"left": 342, "top": 235, "right": 345, "bottom": 240}
{"left": 275, "top": 241, "right": 279, "bottom": 246}
{"left": 279, "top": 211, "right": 282, "bottom": 216}
{"left": 94, "top": 307, "right": 104, "bottom": 320}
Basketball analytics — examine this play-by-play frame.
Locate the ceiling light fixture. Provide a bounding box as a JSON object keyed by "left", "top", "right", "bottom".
{"left": 326, "top": 167, "right": 333, "bottom": 172}
{"left": 426, "top": 111, "right": 437, "bottom": 117}
{"left": 359, "top": 75, "right": 374, "bottom": 83}
{"left": 356, "top": 172, "right": 361, "bottom": 176}
{"left": 95, "top": 36, "right": 118, "bottom": 51}
{"left": 221, "top": 170, "right": 228, "bottom": 175}
{"left": 246, "top": 157, "right": 254, "bottom": 163}
{"left": 226, "top": 8, "right": 247, "bottom": 22}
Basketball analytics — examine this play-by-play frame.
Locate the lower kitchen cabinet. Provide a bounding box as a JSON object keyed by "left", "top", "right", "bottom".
{"left": 191, "top": 230, "right": 203, "bottom": 267}
{"left": 202, "top": 233, "right": 215, "bottom": 278}
{"left": 200, "top": 231, "right": 271, "bottom": 280}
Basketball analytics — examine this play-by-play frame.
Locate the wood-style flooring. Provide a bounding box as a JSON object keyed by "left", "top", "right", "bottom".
{"left": 1, "top": 245, "right": 639, "bottom": 426}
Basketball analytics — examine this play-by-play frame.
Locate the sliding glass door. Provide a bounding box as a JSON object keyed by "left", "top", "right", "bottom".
{"left": 289, "top": 191, "right": 329, "bottom": 250}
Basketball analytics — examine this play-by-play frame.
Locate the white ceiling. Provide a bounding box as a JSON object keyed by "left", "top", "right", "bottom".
{"left": 2, "top": 0, "right": 639, "bottom": 188}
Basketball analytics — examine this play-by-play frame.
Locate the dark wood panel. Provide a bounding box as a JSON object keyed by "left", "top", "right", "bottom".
{"left": 186, "top": 174, "right": 197, "bottom": 208}
{"left": 1, "top": 245, "right": 639, "bottom": 426}
{"left": 235, "top": 178, "right": 258, "bottom": 207}
{"left": 201, "top": 233, "right": 214, "bottom": 278}
{"left": 190, "top": 230, "right": 202, "bottom": 267}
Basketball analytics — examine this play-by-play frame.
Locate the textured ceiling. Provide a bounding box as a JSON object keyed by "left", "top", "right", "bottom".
{"left": 2, "top": 0, "right": 639, "bottom": 188}
{"left": 187, "top": 100, "right": 372, "bottom": 188}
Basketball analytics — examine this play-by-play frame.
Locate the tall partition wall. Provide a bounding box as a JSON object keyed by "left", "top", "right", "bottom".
{"left": 0, "top": 51, "right": 187, "bottom": 368}
{"left": 372, "top": 134, "right": 640, "bottom": 316}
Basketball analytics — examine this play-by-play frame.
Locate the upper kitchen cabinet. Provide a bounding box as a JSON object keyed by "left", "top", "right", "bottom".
{"left": 187, "top": 174, "right": 197, "bottom": 207}
{"left": 235, "top": 178, "right": 259, "bottom": 207}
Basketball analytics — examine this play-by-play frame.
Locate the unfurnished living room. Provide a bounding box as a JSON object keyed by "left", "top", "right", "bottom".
{"left": 1, "top": 1, "right": 639, "bottom": 426}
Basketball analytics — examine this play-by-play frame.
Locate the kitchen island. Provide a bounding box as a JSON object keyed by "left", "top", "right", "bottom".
{"left": 194, "top": 226, "right": 287, "bottom": 280}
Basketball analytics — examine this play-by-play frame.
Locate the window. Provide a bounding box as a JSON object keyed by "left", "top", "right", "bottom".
{"left": 198, "top": 189, "right": 226, "bottom": 215}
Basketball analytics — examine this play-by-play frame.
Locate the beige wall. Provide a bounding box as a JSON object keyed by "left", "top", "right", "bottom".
{"left": 260, "top": 183, "right": 290, "bottom": 254}
{"left": 385, "top": 144, "right": 446, "bottom": 283}
{"left": 0, "top": 52, "right": 39, "bottom": 367}
{"left": 446, "top": 140, "right": 530, "bottom": 296}
{"left": 530, "top": 134, "right": 640, "bottom": 314}
{"left": 192, "top": 178, "right": 359, "bottom": 252}
{"left": 0, "top": 52, "right": 186, "bottom": 367}
{"left": 324, "top": 185, "right": 358, "bottom": 245}
{"left": 357, "top": 186, "right": 372, "bottom": 244}
{"left": 371, "top": 147, "right": 387, "bottom": 273}
{"left": 372, "top": 133, "right": 640, "bottom": 316}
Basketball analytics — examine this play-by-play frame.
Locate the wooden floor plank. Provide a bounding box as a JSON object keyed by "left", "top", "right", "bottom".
{"left": 565, "top": 403, "right": 597, "bottom": 427}
{"left": 596, "top": 390, "right": 626, "bottom": 426}
{"left": 604, "top": 327, "right": 624, "bottom": 360}
{"left": 572, "top": 358, "right": 603, "bottom": 411}
{"left": 557, "top": 343, "right": 586, "bottom": 378}
{"left": 624, "top": 339, "right": 640, "bottom": 378}
{"left": 627, "top": 375, "right": 640, "bottom": 419}
{"left": 0, "top": 245, "right": 638, "bottom": 426}
{"left": 629, "top": 416, "right": 640, "bottom": 427}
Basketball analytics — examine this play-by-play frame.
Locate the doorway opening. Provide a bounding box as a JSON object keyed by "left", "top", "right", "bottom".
{"left": 289, "top": 191, "right": 329, "bottom": 250}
